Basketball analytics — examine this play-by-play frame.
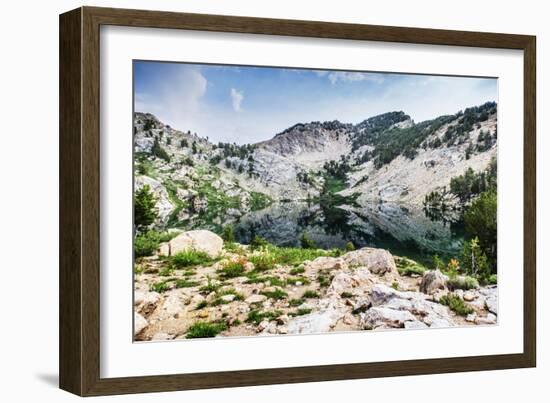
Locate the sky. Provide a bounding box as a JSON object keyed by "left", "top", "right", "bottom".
{"left": 134, "top": 61, "right": 497, "bottom": 145}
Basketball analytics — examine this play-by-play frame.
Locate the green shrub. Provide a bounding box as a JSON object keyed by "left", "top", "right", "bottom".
{"left": 250, "top": 235, "right": 270, "bottom": 250}
{"left": 174, "top": 279, "right": 199, "bottom": 288}
{"left": 171, "top": 250, "right": 212, "bottom": 268}
{"left": 286, "top": 276, "right": 310, "bottom": 285}
{"left": 345, "top": 241, "right": 355, "bottom": 252}
{"left": 440, "top": 294, "right": 474, "bottom": 316}
{"left": 300, "top": 233, "right": 317, "bottom": 249}
{"left": 261, "top": 288, "right": 288, "bottom": 300}
{"left": 199, "top": 277, "right": 221, "bottom": 294}
{"left": 317, "top": 274, "right": 330, "bottom": 287}
{"left": 150, "top": 281, "right": 170, "bottom": 293}
{"left": 158, "top": 267, "right": 173, "bottom": 277}
{"left": 395, "top": 257, "right": 427, "bottom": 276}
{"left": 245, "top": 275, "right": 286, "bottom": 287}
{"left": 447, "top": 275, "right": 479, "bottom": 290}
{"left": 134, "top": 230, "right": 176, "bottom": 258}
{"left": 222, "top": 225, "right": 235, "bottom": 243}
{"left": 246, "top": 310, "right": 282, "bottom": 325}
{"left": 289, "top": 298, "right": 304, "bottom": 307}
{"left": 186, "top": 321, "right": 227, "bottom": 338}
{"left": 289, "top": 266, "right": 305, "bottom": 275}
{"left": 292, "top": 308, "right": 312, "bottom": 316}
{"left": 249, "top": 253, "right": 277, "bottom": 271}
{"left": 218, "top": 260, "right": 246, "bottom": 279}
{"left": 302, "top": 290, "right": 320, "bottom": 299}
{"left": 195, "top": 300, "right": 208, "bottom": 310}
{"left": 487, "top": 274, "right": 498, "bottom": 285}
{"left": 151, "top": 137, "right": 170, "bottom": 162}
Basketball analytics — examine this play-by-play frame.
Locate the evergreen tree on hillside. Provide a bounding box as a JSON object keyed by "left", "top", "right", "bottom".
{"left": 134, "top": 185, "right": 158, "bottom": 232}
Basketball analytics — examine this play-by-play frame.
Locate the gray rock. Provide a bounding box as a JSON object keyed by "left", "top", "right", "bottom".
{"left": 361, "top": 307, "right": 416, "bottom": 329}
{"left": 342, "top": 248, "right": 398, "bottom": 276}
{"left": 420, "top": 270, "right": 448, "bottom": 295}
{"left": 134, "top": 312, "right": 148, "bottom": 335}
{"left": 159, "top": 230, "right": 223, "bottom": 258}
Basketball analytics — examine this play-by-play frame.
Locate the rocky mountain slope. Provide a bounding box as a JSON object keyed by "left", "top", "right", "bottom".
{"left": 134, "top": 102, "right": 497, "bottom": 232}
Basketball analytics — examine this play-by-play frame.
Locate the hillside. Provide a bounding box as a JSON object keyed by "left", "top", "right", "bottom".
{"left": 133, "top": 101, "right": 497, "bottom": 232}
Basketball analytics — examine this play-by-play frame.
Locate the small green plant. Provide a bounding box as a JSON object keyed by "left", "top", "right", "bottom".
{"left": 199, "top": 276, "right": 221, "bottom": 294}
{"left": 186, "top": 321, "right": 227, "bottom": 338}
{"left": 447, "top": 275, "right": 479, "bottom": 290}
{"left": 246, "top": 310, "right": 283, "bottom": 325}
{"left": 289, "top": 298, "right": 304, "bottom": 307}
{"left": 300, "top": 232, "right": 317, "bottom": 249}
{"left": 486, "top": 274, "right": 497, "bottom": 285}
{"left": 340, "top": 292, "right": 353, "bottom": 298}
{"left": 440, "top": 294, "right": 474, "bottom": 316}
{"left": 250, "top": 235, "right": 270, "bottom": 250}
{"left": 158, "top": 267, "right": 173, "bottom": 277}
{"left": 150, "top": 281, "right": 170, "bottom": 293}
{"left": 345, "top": 241, "right": 355, "bottom": 252}
{"left": 218, "top": 260, "right": 246, "bottom": 279}
{"left": 391, "top": 282, "right": 399, "bottom": 290}
{"left": 248, "top": 253, "right": 277, "bottom": 271}
{"left": 318, "top": 274, "right": 330, "bottom": 287}
{"left": 174, "top": 279, "right": 199, "bottom": 288}
{"left": 134, "top": 230, "right": 175, "bottom": 257}
{"left": 289, "top": 266, "right": 305, "bottom": 275}
{"left": 286, "top": 276, "right": 310, "bottom": 286}
{"left": 232, "top": 319, "right": 242, "bottom": 326}
{"left": 245, "top": 275, "right": 286, "bottom": 287}
{"left": 195, "top": 300, "right": 208, "bottom": 310}
{"left": 291, "top": 308, "right": 313, "bottom": 316}
{"left": 222, "top": 225, "right": 235, "bottom": 243}
{"left": 261, "top": 288, "right": 288, "bottom": 300}
{"left": 171, "top": 250, "right": 212, "bottom": 268}
{"left": 302, "top": 290, "right": 320, "bottom": 299}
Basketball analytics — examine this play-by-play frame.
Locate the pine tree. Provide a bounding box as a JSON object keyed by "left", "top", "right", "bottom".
{"left": 134, "top": 185, "right": 158, "bottom": 232}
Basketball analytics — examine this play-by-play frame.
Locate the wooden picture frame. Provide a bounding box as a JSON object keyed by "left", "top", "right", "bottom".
{"left": 59, "top": 6, "right": 536, "bottom": 396}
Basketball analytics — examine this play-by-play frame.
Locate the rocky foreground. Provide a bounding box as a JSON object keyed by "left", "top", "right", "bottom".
{"left": 134, "top": 230, "right": 497, "bottom": 341}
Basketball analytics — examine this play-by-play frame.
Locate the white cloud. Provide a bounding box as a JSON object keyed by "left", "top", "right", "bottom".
{"left": 325, "top": 71, "right": 385, "bottom": 85}
{"left": 135, "top": 67, "right": 207, "bottom": 132}
{"left": 230, "top": 88, "right": 244, "bottom": 112}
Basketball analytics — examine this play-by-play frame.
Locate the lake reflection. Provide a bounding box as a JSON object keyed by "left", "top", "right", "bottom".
{"left": 229, "top": 201, "right": 465, "bottom": 264}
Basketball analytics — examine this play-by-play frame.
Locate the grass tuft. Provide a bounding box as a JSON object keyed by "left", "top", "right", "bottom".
{"left": 186, "top": 321, "right": 227, "bottom": 338}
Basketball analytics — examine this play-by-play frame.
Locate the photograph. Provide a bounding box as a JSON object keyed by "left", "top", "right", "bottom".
{"left": 132, "top": 61, "right": 498, "bottom": 341}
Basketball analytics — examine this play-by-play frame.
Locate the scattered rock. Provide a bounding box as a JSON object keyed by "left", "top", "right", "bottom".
{"left": 287, "top": 308, "right": 346, "bottom": 334}
{"left": 361, "top": 307, "right": 416, "bottom": 329}
{"left": 342, "top": 248, "right": 398, "bottom": 276}
{"left": 134, "top": 312, "right": 148, "bottom": 335}
{"left": 306, "top": 256, "right": 347, "bottom": 271}
{"left": 463, "top": 291, "right": 475, "bottom": 302}
{"left": 420, "top": 270, "right": 448, "bottom": 295}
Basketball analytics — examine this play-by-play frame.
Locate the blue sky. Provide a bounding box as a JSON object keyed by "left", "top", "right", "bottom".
{"left": 134, "top": 61, "right": 497, "bottom": 145}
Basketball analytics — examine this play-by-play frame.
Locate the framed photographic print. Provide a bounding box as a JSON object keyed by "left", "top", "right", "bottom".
{"left": 59, "top": 6, "right": 536, "bottom": 396}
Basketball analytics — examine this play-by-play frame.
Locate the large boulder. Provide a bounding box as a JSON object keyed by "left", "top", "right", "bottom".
{"left": 327, "top": 268, "right": 373, "bottom": 295}
{"left": 286, "top": 308, "right": 346, "bottom": 335}
{"left": 134, "top": 312, "right": 148, "bottom": 336}
{"left": 158, "top": 230, "right": 223, "bottom": 258}
{"left": 361, "top": 307, "right": 416, "bottom": 329}
{"left": 420, "top": 270, "right": 448, "bottom": 295}
{"left": 342, "top": 248, "right": 398, "bottom": 277}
